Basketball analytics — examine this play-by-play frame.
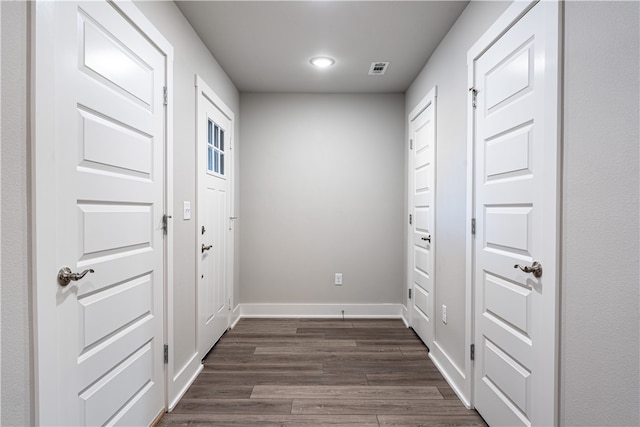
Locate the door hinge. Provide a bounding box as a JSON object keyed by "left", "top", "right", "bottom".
{"left": 469, "top": 87, "right": 478, "bottom": 109}
{"left": 162, "top": 214, "right": 172, "bottom": 235}
{"left": 409, "top": 214, "right": 413, "bottom": 225}
{"left": 163, "top": 86, "right": 168, "bottom": 106}
{"left": 409, "top": 139, "right": 414, "bottom": 150}
{"left": 471, "top": 218, "right": 476, "bottom": 235}
{"left": 164, "top": 344, "right": 169, "bottom": 364}
{"left": 470, "top": 344, "right": 475, "bottom": 361}
{"left": 408, "top": 288, "right": 412, "bottom": 300}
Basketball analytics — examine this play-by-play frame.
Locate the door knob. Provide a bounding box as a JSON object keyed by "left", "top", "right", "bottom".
{"left": 201, "top": 244, "right": 213, "bottom": 253}
{"left": 57, "top": 266, "right": 95, "bottom": 286}
{"left": 514, "top": 261, "right": 543, "bottom": 278}
{"left": 421, "top": 235, "right": 431, "bottom": 243}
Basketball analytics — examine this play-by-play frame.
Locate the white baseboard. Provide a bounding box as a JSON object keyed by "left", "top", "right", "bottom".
{"left": 167, "top": 362, "right": 203, "bottom": 411}
{"left": 429, "top": 340, "right": 471, "bottom": 408}
{"left": 230, "top": 304, "right": 242, "bottom": 328}
{"left": 237, "top": 303, "right": 403, "bottom": 319}
{"left": 401, "top": 304, "right": 410, "bottom": 327}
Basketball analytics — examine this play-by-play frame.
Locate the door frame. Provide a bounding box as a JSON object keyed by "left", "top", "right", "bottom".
{"left": 406, "top": 86, "right": 437, "bottom": 344}
{"left": 194, "top": 74, "right": 235, "bottom": 352}
{"left": 30, "top": 1, "right": 174, "bottom": 422}
{"left": 465, "top": 0, "right": 562, "bottom": 416}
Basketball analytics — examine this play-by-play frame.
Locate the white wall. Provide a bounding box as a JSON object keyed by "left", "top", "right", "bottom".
{"left": 405, "top": 0, "right": 510, "bottom": 389}
{"left": 239, "top": 93, "right": 405, "bottom": 310}
{"left": 133, "top": 0, "right": 240, "bottom": 392}
{"left": 561, "top": 2, "right": 639, "bottom": 425}
{"left": 0, "top": 2, "right": 32, "bottom": 425}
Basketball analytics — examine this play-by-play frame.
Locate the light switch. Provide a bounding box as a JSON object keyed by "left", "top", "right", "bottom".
{"left": 183, "top": 201, "right": 191, "bottom": 220}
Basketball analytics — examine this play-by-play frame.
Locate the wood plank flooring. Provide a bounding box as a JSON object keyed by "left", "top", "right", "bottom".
{"left": 158, "top": 318, "right": 487, "bottom": 427}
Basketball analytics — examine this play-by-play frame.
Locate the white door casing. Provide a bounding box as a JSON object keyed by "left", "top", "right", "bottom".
{"left": 32, "top": 1, "right": 173, "bottom": 424}
{"left": 467, "top": 1, "right": 560, "bottom": 425}
{"left": 408, "top": 88, "right": 437, "bottom": 349}
{"left": 196, "top": 75, "right": 234, "bottom": 358}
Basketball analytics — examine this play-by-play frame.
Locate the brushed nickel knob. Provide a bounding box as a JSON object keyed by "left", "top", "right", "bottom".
{"left": 57, "top": 266, "right": 95, "bottom": 286}
{"left": 514, "top": 261, "right": 542, "bottom": 278}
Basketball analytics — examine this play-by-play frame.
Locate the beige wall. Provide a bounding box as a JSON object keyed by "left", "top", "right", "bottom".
{"left": 239, "top": 93, "right": 405, "bottom": 307}
{"left": 1, "top": 2, "right": 32, "bottom": 425}
{"left": 561, "top": 2, "right": 639, "bottom": 425}
{"left": 133, "top": 0, "right": 240, "bottom": 389}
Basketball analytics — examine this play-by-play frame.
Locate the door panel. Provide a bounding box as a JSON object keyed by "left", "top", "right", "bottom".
{"left": 34, "top": 1, "right": 167, "bottom": 424}
{"left": 202, "top": 186, "right": 228, "bottom": 334}
{"left": 197, "top": 79, "right": 233, "bottom": 357}
{"left": 413, "top": 277, "right": 430, "bottom": 318}
{"left": 483, "top": 273, "right": 531, "bottom": 335}
{"left": 484, "top": 44, "right": 533, "bottom": 110}
{"left": 409, "top": 91, "right": 436, "bottom": 348}
{"left": 484, "top": 124, "right": 532, "bottom": 180}
{"left": 77, "top": 274, "right": 153, "bottom": 349}
{"left": 472, "top": 2, "right": 559, "bottom": 425}
{"left": 483, "top": 338, "right": 530, "bottom": 405}
{"left": 78, "top": 108, "right": 153, "bottom": 177}
{"left": 484, "top": 206, "right": 532, "bottom": 255}
{"left": 79, "top": 342, "right": 154, "bottom": 427}
{"left": 80, "top": 14, "right": 154, "bottom": 105}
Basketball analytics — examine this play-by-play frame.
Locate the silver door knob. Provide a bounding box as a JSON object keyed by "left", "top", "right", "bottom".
{"left": 57, "top": 266, "right": 95, "bottom": 286}
{"left": 514, "top": 261, "right": 543, "bottom": 278}
{"left": 421, "top": 235, "right": 431, "bottom": 243}
{"left": 202, "top": 244, "right": 213, "bottom": 253}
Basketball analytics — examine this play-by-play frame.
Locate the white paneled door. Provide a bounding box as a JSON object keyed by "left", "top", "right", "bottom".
{"left": 408, "top": 88, "right": 436, "bottom": 348}
{"left": 470, "top": 1, "right": 560, "bottom": 425}
{"left": 33, "top": 1, "right": 171, "bottom": 425}
{"left": 196, "top": 77, "right": 234, "bottom": 357}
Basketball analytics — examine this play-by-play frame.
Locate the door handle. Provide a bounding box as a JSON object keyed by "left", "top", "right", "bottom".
{"left": 201, "top": 244, "right": 213, "bottom": 253}
{"left": 514, "top": 261, "right": 543, "bottom": 278}
{"left": 421, "top": 235, "right": 431, "bottom": 243}
{"left": 57, "top": 266, "right": 95, "bottom": 286}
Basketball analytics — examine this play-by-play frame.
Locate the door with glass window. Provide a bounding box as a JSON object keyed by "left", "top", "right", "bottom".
{"left": 196, "top": 77, "right": 234, "bottom": 356}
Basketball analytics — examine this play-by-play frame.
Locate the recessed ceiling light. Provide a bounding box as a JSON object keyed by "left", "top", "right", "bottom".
{"left": 310, "top": 57, "right": 335, "bottom": 68}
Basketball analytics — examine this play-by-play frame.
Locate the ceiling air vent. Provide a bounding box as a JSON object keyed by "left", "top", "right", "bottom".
{"left": 368, "top": 61, "right": 390, "bottom": 76}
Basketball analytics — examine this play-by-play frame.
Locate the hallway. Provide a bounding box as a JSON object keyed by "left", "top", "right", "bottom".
{"left": 159, "top": 319, "right": 486, "bottom": 426}
{"left": 1, "top": 1, "right": 638, "bottom": 425}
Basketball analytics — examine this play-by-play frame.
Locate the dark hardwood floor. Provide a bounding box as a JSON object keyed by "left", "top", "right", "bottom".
{"left": 158, "top": 318, "right": 487, "bottom": 426}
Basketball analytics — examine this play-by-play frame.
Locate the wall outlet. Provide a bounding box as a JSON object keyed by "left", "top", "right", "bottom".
{"left": 334, "top": 273, "right": 343, "bottom": 286}
{"left": 442, "top": 304, "right": 447, "bottom": 324}
{"left": 183, "top": 201, "right": 191, "bottom": 220}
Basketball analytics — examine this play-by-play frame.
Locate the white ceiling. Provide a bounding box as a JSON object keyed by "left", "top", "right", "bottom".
{"left": 176, "top": 1, "right": 469, "bottom": 93}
